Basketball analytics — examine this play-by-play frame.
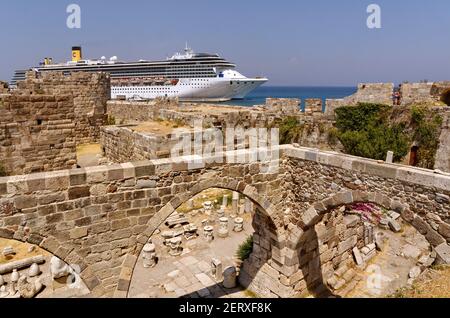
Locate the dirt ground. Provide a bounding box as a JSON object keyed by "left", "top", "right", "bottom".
{"left": 179, "top": 104, "right": 248, "bottom": 115}
{"left": 132, "top": 120, "right": 190, "bottom": 135}
{"left": 76, "top": 143, "right": 103, "bottom": 168}
{"left": 0, "top": 238, "right": 50, "bottom": 265}
{"left": 390, "top": 266, "right": 450, "bottom": 298}
{"left": 348, "top": 224, "right": 431, "bottom": 298}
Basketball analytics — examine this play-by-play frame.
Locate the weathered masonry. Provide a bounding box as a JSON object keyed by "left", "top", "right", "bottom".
{"left": 0, "top": 71, "right": 110, "bottom": 175}
{"left": 0, "top": 145, "right": 449, "bottom": 297}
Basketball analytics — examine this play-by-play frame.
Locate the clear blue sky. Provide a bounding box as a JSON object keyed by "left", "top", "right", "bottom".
{"left": 1, "top": 0, "right": 449, "bottom": 86}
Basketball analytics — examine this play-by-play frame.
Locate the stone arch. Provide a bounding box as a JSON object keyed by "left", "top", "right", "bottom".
{"left": 0, "top": 230, "right": 100, "bottom": 295}
{"left": 290, "top": 190, "right": 446, "bottom": 250}
{"left": 285, "top": 190, "right": 447, "bottom": 297}
{"left": 441, "top": 88, "right": 450, "bottom": 106}
{"left": 115, "top": 178, "right": 282, "bottom": 297}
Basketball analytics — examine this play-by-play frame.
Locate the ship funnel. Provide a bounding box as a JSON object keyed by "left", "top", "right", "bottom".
{"left": 72, "top": 46, "right": 82, "bottom": 62}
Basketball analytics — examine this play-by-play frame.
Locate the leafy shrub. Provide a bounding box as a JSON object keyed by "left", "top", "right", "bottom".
{"left": 335, "top": 103, "right": 409, "bottom": 162}
{"left": 411, "top": 106, "right": 443, "bottom": 169}
{"left": 0, "top": 164, "right": 6, "bottom": 177}
{"left": 278, "top": 117, "right": 304, "bottom": 144}
{"left": 327, "top": 127, "right": 339, "bottom": 146}
{"left": 236, "top": 235, "right": 253, "bottom": 261}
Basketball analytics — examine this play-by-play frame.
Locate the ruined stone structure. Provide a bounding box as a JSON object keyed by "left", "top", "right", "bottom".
{"left": 304, "top": 99, "right": 323, "bottom": 114}
{"left": 401, "top": 82, "right": 450, "bottom": 106}
{"left": 325, "top": 83, "right": 394, "bottom": 117}
{"left": 101, "top": 125, "right": 200, "bottom": 162}
{"left": 107, "top": 98, "right": 308, "bottom": 129}
{"left": 17, "top": 71, "right": 110, "bottom": 144}
{"left": 325, "top": 81, "right": 450, "bottom": 117}
{"left": 106, "top": 98, "right": 339, "bottom": 155}
{"left": 263, "top": 98, "right": 301, "bottom": 116}
{"left": 0, "top": 81, "right": 8, "bottom": 94}
{"left": 103, "top": 102, "right": 339, "bottom": 164}
{"left": 0, "top": 72, "right": 110, "bottom": 175}
{"left": 107, "top": 98, "right": 179, "bottom": 123}
{"left": 0, "top": 145, "right": 448, "bottom": 298}
{"left": 0, "top": 93, "right": 77, "bottom": 175}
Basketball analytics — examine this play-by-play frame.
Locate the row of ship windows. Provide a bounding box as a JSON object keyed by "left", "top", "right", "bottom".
{"left": 112, "top": 73, "right": 215, "bottom": 76}
{"left": 113, "top": 87, "right": 172, "bottom": 91}
{"left": 112, "top": 86, "right": 209, "bottom": 92}
{"left": 230, "top": 81, "right": 255, "bottom": 85}
{"left": 112, "top": 68, "right": 216, "bottom": 72}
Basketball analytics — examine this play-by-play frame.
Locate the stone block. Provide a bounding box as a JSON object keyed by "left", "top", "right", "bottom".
{"left": 337, "top": 236, "right": 357, "bottom": 255}
{"left": 14, "top": 195, "right": 37, "bottom": 209}
{"left": 343, "top": 215, "right": 360, "bottom": 228}
{"left": 435, "top": 243, "right": 450, "bottom": 265}
{"left": 69, "top": 170, "right": 87, "bottom": 186}
{"left": 74, "top": 216, "right": 92, "bottom": 227}
{"left": 68, "top": 186, "right": 90, "bottom": 200}
{"left": 425, "top": 229, "right": 446, "bottom": 247}
{"left": 136, "top": 179, "right": 157, "bottom": 189}
{"left": 70, "top": 227, "right": 88, "bottom": 239}
{"left": 411, "top": 217, "right": 431, "bottom": 235}
{"left": 352, "top": 247, "right": 364, "bottom": 266}
{"left": 438, "top": 223, "right": 450, "bottom": 240}
{"left": 301, "top": 207, "right": 320, "bottom": 227}
{"left": 388, "top": 219, "right": 402, "bottom": 233}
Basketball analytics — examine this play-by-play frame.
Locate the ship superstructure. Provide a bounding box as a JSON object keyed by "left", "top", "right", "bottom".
{"left": 10, "top": 46, "right": 267, "bottom": 102}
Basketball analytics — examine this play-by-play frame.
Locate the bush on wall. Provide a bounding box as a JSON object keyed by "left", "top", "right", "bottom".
{"left": 335, "top": 103, "right": 410, "bottom": 162}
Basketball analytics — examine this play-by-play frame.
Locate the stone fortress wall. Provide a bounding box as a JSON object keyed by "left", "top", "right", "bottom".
{"left": 0, "top": 145, "right": 449, "bottom": 297}
{"left": 100, "top": 125, "right": 220, "bottom": 162}
{"left": 106, "top": 85, "right": 450, "bottom": 172}
{"left": 0, "top": 81, "right": 8, "bottom": 94}
{"left": 325, "top": 81, "right": 450, "bottom": 117}
{"left": 0, "top": 91, "right": 78, "bottom": 175}
{"left": 0, "top": 71, "right": 450, "bottom": 298}
{"left": 2, "top": 71, "right": 448, "bottom": 175}
{"left": 105, "top": 98, "right": 338, "bottom": 163}
{"left": 0, "top": 72, "right": 110, "bottom": 175}
{"left": 17, "top": 71, "right": 110, "bottom": 144}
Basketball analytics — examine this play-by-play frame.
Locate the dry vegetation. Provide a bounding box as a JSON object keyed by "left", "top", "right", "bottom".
{"left": 132, "top": 119, "right": 189, "bottom": 135}
{"left": 390, "top": 265, "right": 450, "bottom": 298}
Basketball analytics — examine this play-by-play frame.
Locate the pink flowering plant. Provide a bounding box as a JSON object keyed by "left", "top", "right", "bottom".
{"left": 349, "top": 203, "right": 383, "bottom": 224}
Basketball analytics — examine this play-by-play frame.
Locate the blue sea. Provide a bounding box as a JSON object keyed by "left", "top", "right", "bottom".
{"left": 221, "top": 86, "right": 357, "bottom": 110}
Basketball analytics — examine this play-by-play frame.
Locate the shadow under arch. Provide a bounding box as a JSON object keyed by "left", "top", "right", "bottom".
{"left": 117, "top": 178, "right": 282, "bottom": 298}
{"left": 288, "top": 190, "right": 447, "bottom": 298}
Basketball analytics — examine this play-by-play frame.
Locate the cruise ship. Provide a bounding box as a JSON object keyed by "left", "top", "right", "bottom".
{"left": 10, "top": 46, "right": 268, "bottom": 102}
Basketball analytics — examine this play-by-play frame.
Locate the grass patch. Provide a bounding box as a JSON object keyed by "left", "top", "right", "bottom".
{"left": 243, "top": 289, "right": 259, "bottom": 298}
{"left": 236, "top": 235, "right": 253, "bottom": 261}
{"left": 388, "top": 266, "right": 450, "bottom": 298}
{"left": 278, "top": 117, "right": 304, "bottom": 144}
{"left": 327, "top": 127, "right": 339, "bottom": 146}
{"left": 106, "top": 115, "right": 116, "bottom": 126}
{"left": 410, "top": 105, "right": 443, "bottom": 169}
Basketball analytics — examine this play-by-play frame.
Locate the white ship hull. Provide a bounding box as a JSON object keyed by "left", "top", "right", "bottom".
{"left": 111, "top": 77, "right": 267, "bottom": 102}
